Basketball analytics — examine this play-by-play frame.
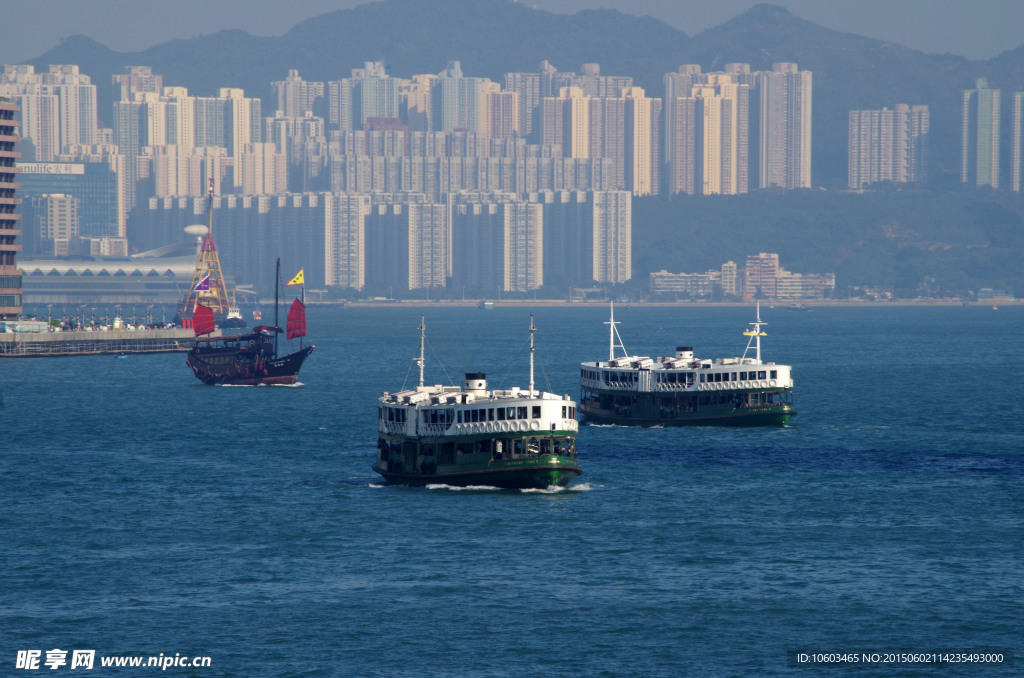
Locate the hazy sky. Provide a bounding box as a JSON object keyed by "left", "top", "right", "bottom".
{"left": 1, "top": 0, "right": 1022, "bottom": 66}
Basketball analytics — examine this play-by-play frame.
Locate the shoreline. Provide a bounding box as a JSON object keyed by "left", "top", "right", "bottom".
{"left": 305, "top": 298, "right": 1021, "bottom": 309}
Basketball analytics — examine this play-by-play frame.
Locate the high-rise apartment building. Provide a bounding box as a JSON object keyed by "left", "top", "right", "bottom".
{"left": 743, "top": 252, "right": 780, "bottom": 300}
{"left": 504, "top": 70, "right": 541, "bottom": 138}
{"left": 112, "top": 66, "right": 162, "bottom": 104}
{"left": 26, "top": 193, "right": 79, "bottom": 256}
{"left": 664, "top": 64, "right": 704, "bottom": 195}
{"left": 755, "top": 63, "right": 812, "bottom": 190}
{"left": 329, "top": 63, "right": 400, "bottom": 131}
{"left": 552, "top": 63, "right": 633, "bottom": 100}
{"left": 364, "top": 195, "right": 448, "bottom": 293}
{"left": 0, "top": 97, "right": 22, "bottom": 319}
{"left": 192, "top": 88, "right": 261, "bottom": 189}
{"left": 431, "top": 61, "right": 494, "bottom": 135}
{"left": 1012, "top": 91, "right": 1023, "bottom": 193}
{"left": 271, "top": 70, "right": 324, "bottom": 119}
{"left": 0, "top": 65, "right": 100, "bottom": 161}
{"left": 848, "top": 104, "right": 929, "bottom": 189}
{"left": 961, "top": 78, "right": 1000, "bottom": 189}
{"left": 670, "top": 74, "right": 747, "bottom": 195}
{"left": 450, "top": 200, "right": 506, "bottom": 296}
{"left": 621, "top": 87, "right": 661, "bottom": 197}
{"left": 592, "top": 190, "right": 631, "bottom": 283}
{"left": 487, "top": 89, "right": 520, "bottom": 139}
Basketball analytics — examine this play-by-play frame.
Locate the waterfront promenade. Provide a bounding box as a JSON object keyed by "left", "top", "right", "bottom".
{"left": 0, "top": 327, "right": 198, "bottom": 357}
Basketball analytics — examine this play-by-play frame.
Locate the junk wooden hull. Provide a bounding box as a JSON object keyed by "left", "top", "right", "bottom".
{"left": 186, "top": 340, "right": 313, "bottom": 385}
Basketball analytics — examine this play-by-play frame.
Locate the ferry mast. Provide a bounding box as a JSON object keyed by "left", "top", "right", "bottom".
{"left": 605, "top": 301, "right": 628, "bottom": 361}
{"left": 181, "top": 178, "right": 236, "bottom": 317}
{"left": 742, "top": 302, "right": 767, "bottom": 363}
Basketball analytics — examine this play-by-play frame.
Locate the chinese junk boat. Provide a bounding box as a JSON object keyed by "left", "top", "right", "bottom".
{"left": 373, "top": 316, "right": 581, "bottom": 489}
{"left": 185, "top": 260, "right": 314, "bottom": 385}
{"left": 579, "top": 304, "right": 796, "bottom": 427}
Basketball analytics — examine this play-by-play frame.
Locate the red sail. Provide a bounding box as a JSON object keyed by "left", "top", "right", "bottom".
{"left": 193, "top": 303, "right": 216, "bottom": 336}
{"left": 286, "top": 298, "right": 307, "bottom": 340}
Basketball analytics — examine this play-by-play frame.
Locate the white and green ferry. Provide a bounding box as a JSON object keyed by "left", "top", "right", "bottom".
{"left": 373, "top": 316, "right": 581, "bottom": 488}
{"left": 579, "top": 305, "right": 796, "bottom": 427}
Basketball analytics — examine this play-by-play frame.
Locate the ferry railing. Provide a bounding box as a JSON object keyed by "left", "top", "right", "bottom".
{"left": 419, "top": 422, "right": 449, "bottom": 436}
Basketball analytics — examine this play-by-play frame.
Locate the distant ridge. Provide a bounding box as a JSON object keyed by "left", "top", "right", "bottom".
{"left": 22, "top": 0, "right": 1024, "bottom": 186}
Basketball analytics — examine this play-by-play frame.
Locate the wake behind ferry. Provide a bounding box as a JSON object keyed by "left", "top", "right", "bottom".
{"left": 579, "top": 304, "right": 796, "bottom": 427}
{"left": 373, "top": 316, "right": 581, "bottom": 489}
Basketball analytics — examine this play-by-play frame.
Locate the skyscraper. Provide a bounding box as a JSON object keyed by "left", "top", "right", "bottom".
{"left": 0, "top": 97, "right": 22, "bottom": 319}
{"left": 961, "top": 78, "right": 1000, "bottom": 189}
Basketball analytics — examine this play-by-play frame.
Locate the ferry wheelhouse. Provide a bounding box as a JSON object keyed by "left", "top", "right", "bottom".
{"left": 579, "top": 305, "right": 796, "bottom": 427}
{"left": 373, "top": 316, "right": 581, "bottom": 489}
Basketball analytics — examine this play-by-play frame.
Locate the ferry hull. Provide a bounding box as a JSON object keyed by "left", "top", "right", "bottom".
{"left": 580, "top": 395, "right": 795, "bottom": 427}
{"left": 372, "top": 455, "right": 581, "bottom": 489}
{"left": 581, "top": 403, "right": 794, "bottom": 427}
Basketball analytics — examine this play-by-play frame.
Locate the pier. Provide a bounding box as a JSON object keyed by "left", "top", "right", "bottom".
{"left": 0, "top": 328, "right": 197, "bottom": 357}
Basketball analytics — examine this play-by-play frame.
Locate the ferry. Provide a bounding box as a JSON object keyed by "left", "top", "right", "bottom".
{"left": 579, "top": 304, "right": 795, "bottom": 427}
{"left": 373, "top": 316, "right": 581, "bottom": 489}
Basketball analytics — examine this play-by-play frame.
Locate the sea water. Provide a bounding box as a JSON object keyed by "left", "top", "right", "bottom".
{"left": 2, "top": 305, "right": 1021, "bottom": 676}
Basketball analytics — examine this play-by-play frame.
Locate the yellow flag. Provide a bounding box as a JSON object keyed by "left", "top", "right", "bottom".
{"left": 286, "top": 268, "right": 304, "bottom": 286}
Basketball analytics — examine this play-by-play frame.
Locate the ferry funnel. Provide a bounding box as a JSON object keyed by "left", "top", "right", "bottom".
{"left": 464, "top": 372, "right": 488, "bottom": 395}
{"left": 674, "top": 346, "right": 694, "bottom": 360}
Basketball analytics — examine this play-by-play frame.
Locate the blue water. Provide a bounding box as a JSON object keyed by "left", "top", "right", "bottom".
{"left": 2, "top": 305, "right": 1021, "bottom": 676}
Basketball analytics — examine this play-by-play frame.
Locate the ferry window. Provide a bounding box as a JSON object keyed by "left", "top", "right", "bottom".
{"left": 457, "top": 410, "right": 463, "bottom": 423}
{"left": 497, "top": 408, "right": 506, "bottom": 421}
{"left": 532, "top": 406, "right": 541, "bottom": 419}
{"left": 507, "top": 407, "right": 516, "bottom": 419}
{"left": 758, "top": 371, "right": 767, "bottom": 380}
{"left": 770, "top": 370, "right": 778, "bottom": 379}
{"left": 489, "top": 408, "right": 495, "bottom": 421}
{"left": 472, "top": 409, "right": 480, "bottom": 422}
{"left": 731, "top": 373, "right": 737, "bottom": 381}
{"left": 714, "top": 373, "right": 722, "bottom": 382}
{"left": 517, "top": 407, "right": 527, "bottom": 419}
{"left": 740, "top": 371, "right": 747, "bottom": 380}
{"left": 700, "top": 373, "right": 705, "bottom": 383}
